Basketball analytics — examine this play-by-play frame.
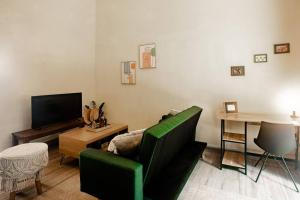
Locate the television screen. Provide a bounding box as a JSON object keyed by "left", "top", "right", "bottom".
{"left": 31, "top": 93, "right": 82, "bottom": 129}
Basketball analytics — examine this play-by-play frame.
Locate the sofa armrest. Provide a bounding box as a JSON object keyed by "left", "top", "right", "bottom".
{"left": 79, "top": 148, "right": 143, "bottom": 200}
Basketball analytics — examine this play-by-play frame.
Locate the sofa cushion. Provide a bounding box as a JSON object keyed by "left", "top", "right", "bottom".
{"left": 108, "top": 129, "right": 145, "bottom": 156}
{"left": 138, "top": 106, "right": 202, "bottom": 187}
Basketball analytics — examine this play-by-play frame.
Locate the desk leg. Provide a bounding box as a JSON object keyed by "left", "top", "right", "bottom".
{"left": 220, "top": 119, "right": 224, "bottom": 170}
{"left": 244, "top": 122, "right": 248, "bottom": 175}
{"left": 9, "top": 192, "right": 16, "bottom": 200}
{"left": 296, "top": 127, "right": 299, "bottom": 170}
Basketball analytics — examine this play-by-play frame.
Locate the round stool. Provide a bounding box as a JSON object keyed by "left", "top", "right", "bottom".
{"left": 0, "top": 143, "right": 48, "bottom": 200}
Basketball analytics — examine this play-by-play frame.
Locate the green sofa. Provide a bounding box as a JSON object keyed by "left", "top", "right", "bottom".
{"left": 80, "top": 106, "right": 207, "bottom": 200}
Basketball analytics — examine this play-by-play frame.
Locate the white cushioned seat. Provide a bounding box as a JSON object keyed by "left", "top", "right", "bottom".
{"left": 0, "top": 143, "right": 48, "bottom": 193}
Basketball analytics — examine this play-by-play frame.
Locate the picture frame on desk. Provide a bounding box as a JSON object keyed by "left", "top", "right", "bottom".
{"left": 224, "top": 101, "right": 238, "bottom": 113}
{"left": 291, "top": 111, "right": 299, "bottom": 119}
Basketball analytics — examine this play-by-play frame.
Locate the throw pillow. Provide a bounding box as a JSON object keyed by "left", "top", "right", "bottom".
{"left": 108, "top": 128, "right": 146, "bottom": 156}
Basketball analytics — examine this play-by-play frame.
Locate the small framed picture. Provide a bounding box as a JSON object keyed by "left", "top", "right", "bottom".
{"left": 224, "top": 102, "right": 238, "bottom": 113}
{"left": 254, "top": 54, "right": 267, "bottom": 63}
{"left": 231, "top": 66, "right": 245, "bottom": 76}
{"left": 139, "top": 43, "right": 156, "bottom": 69}
{"left": 274, "top": 43, "right": 290, "bottom": 54}
{"left": 121, "top": 61, "right": 136, "bottom": 85}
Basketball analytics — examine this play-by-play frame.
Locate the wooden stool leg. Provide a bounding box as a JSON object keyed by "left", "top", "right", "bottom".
{"left": 9, "top": 192, "right": 16, "bottom": 200}
{"left": 35, "top": 180, "right": 43, "bottom": 195}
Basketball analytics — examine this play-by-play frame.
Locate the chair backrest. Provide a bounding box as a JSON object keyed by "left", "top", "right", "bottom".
{"left": 256, "top": 121, "right": 296, "bottom": 155}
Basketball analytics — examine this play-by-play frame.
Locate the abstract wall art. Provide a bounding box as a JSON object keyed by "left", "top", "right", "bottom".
{"left": 121, "top": 61, "right": 136, "bottom": 85}
{"left": 139, "top": 43, "right": 156, "bottom": 69}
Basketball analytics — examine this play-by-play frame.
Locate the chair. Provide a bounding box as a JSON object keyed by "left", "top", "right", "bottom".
{"left": 0, "top": 143, "right": 48, "bottom": 200}
{"left": 254, "top": 121, "right": 299, "bottom": 192}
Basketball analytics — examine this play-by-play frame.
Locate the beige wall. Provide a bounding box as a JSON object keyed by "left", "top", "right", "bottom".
{"left": 95, "top": 0, "right": 300, "bottom": 152}
{"left": 0, "top": 0, "right": 298, "bottom": 152}
{"left": 0, "top": 0, "right": 96, "bottom": 150}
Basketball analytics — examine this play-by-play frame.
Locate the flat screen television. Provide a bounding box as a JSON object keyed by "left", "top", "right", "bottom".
{"left": 31, "top": 93, "right": 82, "bottom": 129}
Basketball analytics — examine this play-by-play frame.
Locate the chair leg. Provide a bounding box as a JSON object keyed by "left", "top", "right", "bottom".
{"left": 255, "top": 152, "right": 267, "bottom": 167}
{"left": 255, "top": 153, "right": 269, "bottom": 182}
{"left": 35, "top": 180, "right": 43, "bottom": 195}
{"left": 60, "top": 154, "right": 65, "bottom": 166}
{"left": 9, "top": 192, "right": 16, "bottom": 200}
{"left": 281, "top": 156, "right": 299, "bottom": 192}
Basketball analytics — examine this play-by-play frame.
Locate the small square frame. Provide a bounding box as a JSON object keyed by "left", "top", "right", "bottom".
{"left": 224, "top": 102, "right": 238, "bottom": 113}
{"left": 274, "top": 43, "right": 290, "bottom": 54}
{"left": 254, "top": 54, "right": 268, "bottom": 63}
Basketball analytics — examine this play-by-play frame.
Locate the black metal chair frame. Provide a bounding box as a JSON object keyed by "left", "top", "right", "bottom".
{"left": 255, "top": 151, "right": 299, "bottom": 192}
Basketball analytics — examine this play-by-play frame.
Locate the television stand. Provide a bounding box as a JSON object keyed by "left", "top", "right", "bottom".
{"left": 12, "top": 118, "right": 84, "bottom": 146}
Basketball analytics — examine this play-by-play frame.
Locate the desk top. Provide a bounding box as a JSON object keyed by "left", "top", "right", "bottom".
{"left": 217, "top": 112, "right": 300, "bottom": 126}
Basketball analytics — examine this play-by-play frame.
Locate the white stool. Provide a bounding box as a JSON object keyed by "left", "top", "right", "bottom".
{"left": 0, "top": 143, "right": 48, "bottom": 200}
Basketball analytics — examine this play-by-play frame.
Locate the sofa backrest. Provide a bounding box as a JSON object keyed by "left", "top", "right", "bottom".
{"left": 138, "top": 106, "right": 202, "bottom": 187}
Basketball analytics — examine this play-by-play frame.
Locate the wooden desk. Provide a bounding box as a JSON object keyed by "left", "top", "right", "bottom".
{"left": 59, "top": 123, "right": 128, "bottom": 164}
{"left": 217, "top": 112, "right": 300, "bottom": 174}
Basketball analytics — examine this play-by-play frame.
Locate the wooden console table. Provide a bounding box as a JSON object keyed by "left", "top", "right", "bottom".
{"left": 59, "top": 123, "right": 128, "bottom": 164}
{"left": 217, "top": 112, "right": 300, "bottom": 174}
{"left": 12, "top": 119, "right": 84, "bottom": 145}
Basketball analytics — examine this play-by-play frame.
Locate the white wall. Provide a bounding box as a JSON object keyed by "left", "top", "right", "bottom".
{"left": 0, "top": 0, "right": 96, "bottom": 150}
{"left": 0, "top": 0, "right": 298, "bottom": 152}
{"left": 95, "top": 0, "right": 300, "bottom": 152}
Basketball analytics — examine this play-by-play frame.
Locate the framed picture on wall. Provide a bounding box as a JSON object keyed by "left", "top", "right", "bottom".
{"left": 121, "top": 61, "right": 136, "bottom": 85}
{"left": 274, "top": 43, "right": 290, "bottom": 54}
{"left": 224, "top": 101, "right": 238, "bottom": 113}
{"left": 254, "top": 54, "right": 268, "bottom": 63}
{"left": 139, "top": 43, "right": 156, "bottom": 69}
{"left": 231, "top": 66, "right": 245, "bottom": 76}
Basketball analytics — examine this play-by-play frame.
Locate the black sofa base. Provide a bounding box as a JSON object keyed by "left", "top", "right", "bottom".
{"left": 144, "top": 141, "right": 207, "bottom": 200}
